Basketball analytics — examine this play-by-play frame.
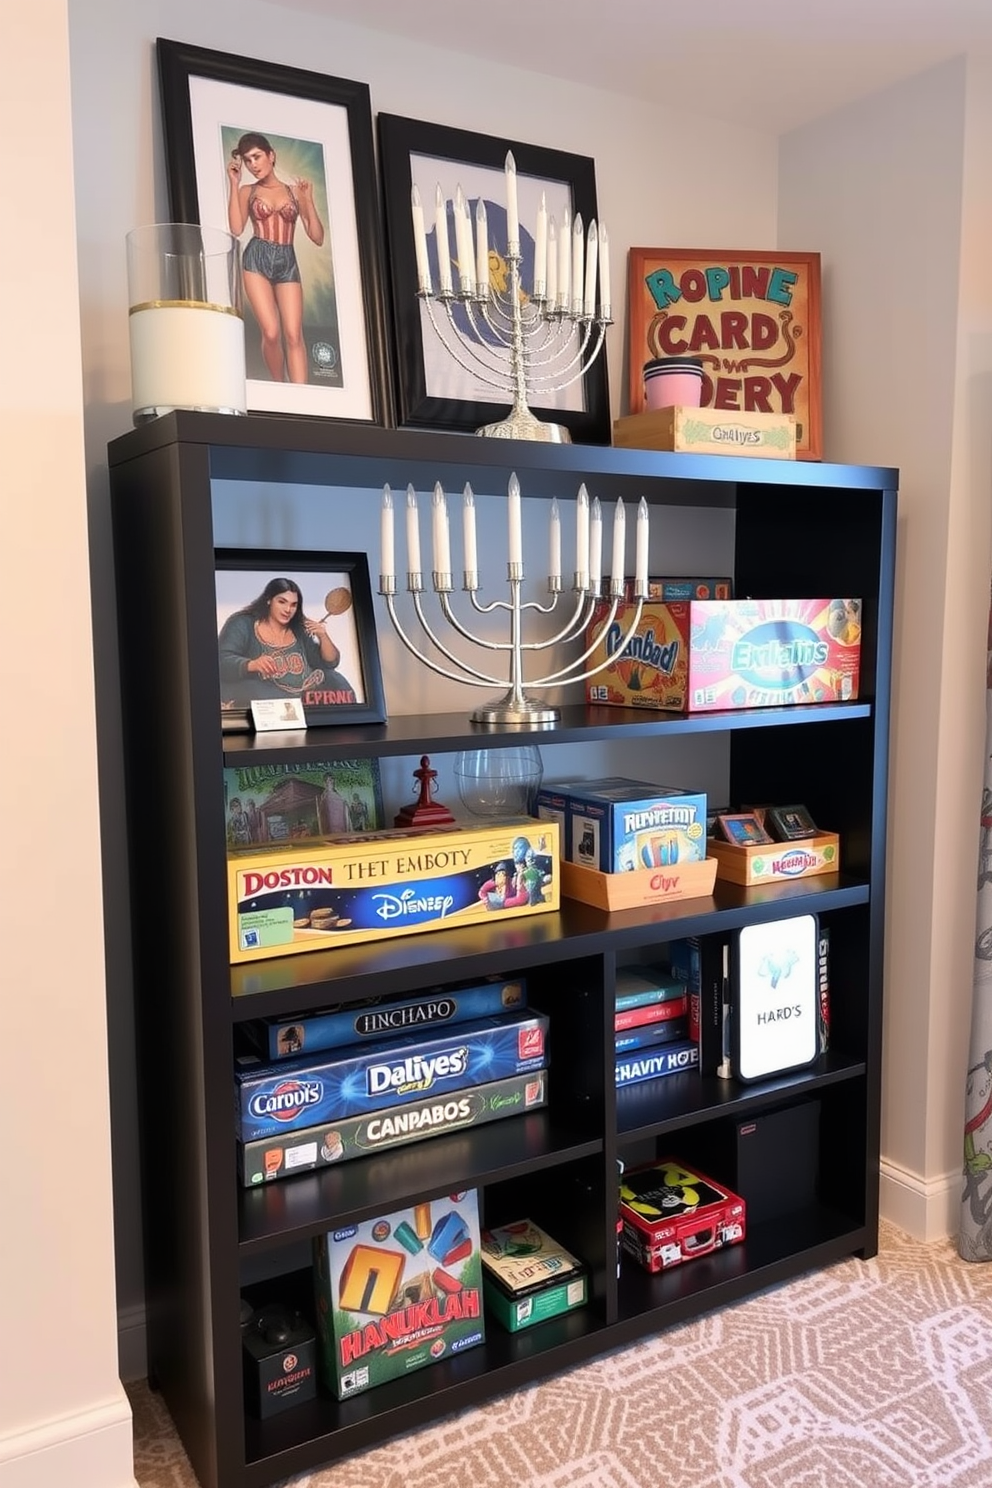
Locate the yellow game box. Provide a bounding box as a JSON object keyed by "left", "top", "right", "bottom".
{"left": 227, "top": 819, "right": 560, "bottom": 963}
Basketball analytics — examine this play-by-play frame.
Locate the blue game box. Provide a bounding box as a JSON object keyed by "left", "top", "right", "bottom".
{"left": 235, "top": 1009, "right": 549, "bottom": 1142}
{"left": 567, "top": 779, "right": 708, "bottom": 873}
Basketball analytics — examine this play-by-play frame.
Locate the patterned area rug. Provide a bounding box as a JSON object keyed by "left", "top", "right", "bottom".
{"left": 128, "top": 1220, "right": 992, "bottom": 1488}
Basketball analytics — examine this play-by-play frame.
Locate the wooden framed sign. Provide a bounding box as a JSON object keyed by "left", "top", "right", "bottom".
{"left": 627, "top": 248, "right": 822, "bottom": 459}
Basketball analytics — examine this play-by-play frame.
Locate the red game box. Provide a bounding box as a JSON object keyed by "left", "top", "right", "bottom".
{"left": 619, "top": 1159, "right": 746, "bottom": 1272}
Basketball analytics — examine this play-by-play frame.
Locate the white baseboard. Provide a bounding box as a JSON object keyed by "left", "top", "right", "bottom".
{"left": 880, "top": 1155, "right": 961, "bottom": 1240}
{"left": 117, "top": 1301, "right": 148, "bottom": 1384}
{"left": 0, "top": 1387, "right": 136, "bottom": 1488}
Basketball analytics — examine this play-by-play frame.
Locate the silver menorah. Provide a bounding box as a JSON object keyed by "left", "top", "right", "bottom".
{"left": 379, "top": 474, "right": 648, "bottom": 726}
{"left": 409, "top": 153, "right": 611, "bottom": 443}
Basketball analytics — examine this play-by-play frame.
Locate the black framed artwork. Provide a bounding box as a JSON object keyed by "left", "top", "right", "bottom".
{"left": 214, "top": 549, "right": 386, "bottom": 731}
{"left": 377, "top": 113, "right": 610, "bottom": 444}
{"left": 157, "top": 38, "right": 394, "bottom": 425}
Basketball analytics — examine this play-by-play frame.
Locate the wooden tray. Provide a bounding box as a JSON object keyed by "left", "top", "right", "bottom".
{"left": 560, "top": 856, "right": 717, "bottom": 910}
{"left": 707, "top": 831, "right": 840, "bottom": 886}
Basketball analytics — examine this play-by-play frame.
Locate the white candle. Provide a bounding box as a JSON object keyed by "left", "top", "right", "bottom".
{"left": 635, "top": 497, "right": 649, "bottom": 589}
{"left": 410, "top": 184, "right": 431, "bottom": 292}
{"left": 575, "top": 483, "right": 589, "bottom": 588}
{"left": 380, "top": 484, "right": 395, "bottom": 580}
{"left": 584, "top": 218, "right": 599, "bottom": 318}
{"left": 610, "top": 498, "right": 626, "bottom": 592}
{"left": 558, "top": 206, "right": 571, "bottom": 311}
{"left": 508, "top": 471, "right": 522, "bottom": 566}
{"left": 435, "top": 185, "right": 452, "bottom": 295}
{"left": 475, "top": 199, "right": 489, "bottom": 296}
{"left": 406, "top": 484, "right": 422, "bottom": 575}
{"left": 505, "top": 151, "right": 519, "bottom": 248}
{"left": 547, "top": 218, "right": 558, "bottom": 311}
{"left": 534, "top": 191, "right": 548, "bottom": 297}
{"left": 571, "top": 212, "right": 584, "bottom": 316}
{"left": 549, "top": 497, "right": 561, "bottom": 580}
{"left": 462, "top": 193, "right": 477, "bottom": 295}
{"left": 453, "top": 185, "right": 473, "bottom": 294}
{"left": 598, "top": 221, "right": 611, "bottom": 320}
{"left": 432, "top": 482, "right": 451, "bottom": 575}
{"left": 589, "top": 496, "right": 603, "bottom": 589}
{"left": 462, "top": 483, "right": 478, "bottom": 575}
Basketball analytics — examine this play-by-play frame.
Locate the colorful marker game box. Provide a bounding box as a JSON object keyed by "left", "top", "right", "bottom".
{"left": 585, "top": 600, "right": 691, "bottom": 710}
{"left": 234, "top": 1008, "right": 549, "bottom": 1142}
{"left": 619, "top": 1159, "right": 746, "bottom": 1273}
{"left": 567, "top": 778, "right": 707, "bottom": 873}
{"left": 227, "top": 818, "right": 559, "bottom": 963}
{"left": 238, "top": 1069, "right": 548, "bottom": 1186}
{"left": 313, "top": 1190, "right": 485, "bottom": 1399}
{"left": 241, "top": 976, "right": 527, "bottom": 1060}
{"left": 480, "top": 1219, "right": 588, "bottom": 1332}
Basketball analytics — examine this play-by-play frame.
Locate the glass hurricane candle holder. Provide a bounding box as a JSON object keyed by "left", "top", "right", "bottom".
{"left": 454, "top": 746, "right": 544, "bottom": 818}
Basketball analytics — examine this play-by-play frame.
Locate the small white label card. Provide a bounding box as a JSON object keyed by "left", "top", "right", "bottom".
{"left": 250, "top": 698, "right": 307, "bottom": 732}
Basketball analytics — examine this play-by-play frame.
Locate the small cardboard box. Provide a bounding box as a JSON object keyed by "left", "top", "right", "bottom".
{"left": 613, "top": 406, "right": 797, "bottom": 459}
{"left": 708, "top": 832, "right": 839, "bottom": 885}
{"left": 480, "top": 1220, "right": 588, "bottom": 1332}
{"left": 313, "top": 1190, "right": 484, "bottom": 1399}
{"left": 227, "top": 818, "right": 559, "bottom": 963}
{"left": 566, "top": 779, "right": 708, "bottom": 872}
{"left": 619, "top": 1159, "right": 746, "bottom": 1272}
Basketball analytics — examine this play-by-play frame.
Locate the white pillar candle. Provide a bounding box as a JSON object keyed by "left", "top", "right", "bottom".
{"left": 575, "top": 483, "right": 590, "bottom": 588}
{"left": 410, "top": 184, "right": 431, "bottom": 293}
{"left": 610, "top": 498, "right": 626, "bottom": 592}
{"left": 549, "top": 497, "right": 562, "bottom": 580}
{"left": 435, "top": 185, "right": 452, "bottom": 295}
{"left": 583, "top": 218, "right": 599, "bottom": 318}
{"left": 432, "top": 483, "right": 451, "bottom": 574}
{"left": 571, "top": 213, "right": 585, "bottom": 316}
{"left": 508, "top": 472, "right": 523, "bottom": 566}
{"left": 558, "top": 206, "right": 571, "bottom": 312}
{"left": 406, "top": 484, "right": 422, "bottom": 575}
{"left": 475, "top": 200, "right": 489, "bottom": 296}
{"left": 547, "top": 218, "right": 558, "bottom": 311}
{"left": 589, "top": 496, "right": 603, "bottom": 589}
{"left": 453, "top": 185, "right": 473, "bottom": 294}
{"left": 598, "top": 221, "right": 611, "bottom": 319}
{"left": 635, "top": 497, "right": 649, "bottom": 589}
{"left": 380, "top": 484, "right": 395, "bottom": 580}
{"left": 462, "top": 484, "right": 478, "bottom": 575}
{"left": 462, "top": 194, "right": 477, "bottom": 296}
{"left": 505, "top": 151, "right": 519, "bottom": 249}
{"left": 534, "top": 191, "right": 548, "bottom": 297}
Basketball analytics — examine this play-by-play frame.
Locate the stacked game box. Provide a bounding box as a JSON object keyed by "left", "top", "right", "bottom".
{"left": 480, "top": 1219, "right": 587, "bottom": 1332}
{"left": 619, "top": 1159, "right": 746, "bottom": 1273}
{"left": 538, "top": 777, "right": 707, "bottom": 874}
{"left": 614, "top": 963, "right": 698, "bottom": 1091}
{"left": 313, "top": 1190, "right": 484, "bottom": 1399}
{"left": 236, "top": 987, "right": 550, "bottom": 1186}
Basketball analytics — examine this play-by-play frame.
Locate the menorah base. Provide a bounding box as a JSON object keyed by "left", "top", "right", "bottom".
{"left": 471, "top": 691, "right": 561, "bottom": 728}
{"left": 475, "top": 406, "right": 572, "bottom": 443}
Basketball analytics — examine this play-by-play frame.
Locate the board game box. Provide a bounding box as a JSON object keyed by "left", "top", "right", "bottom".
{"left": 619, "top": 1159, "right": 746, "bottom": 1273}
{"left": 241, "top": 976, "right": 528, "bottom": 1060}
{"left": 615, "top": 1038, "right": 699, "bottom": 1088}
{"left": 234, "top": 1009, "right": 549, "bottom": 1142}
{"left": 227, "top": 818, "right": 559, "bottom": 963}
{"left": 237, "top": 1069, "right": 548, "bottom": 1185}
{"left": 314, "top": 1190, "right": 485, "bottom": 1399}
{"left": 480, "top": 1219, "right": 588, "bottom": 1332}
{"left": 568, "top": 779, "right": 707, "bottom": 873}
{"left": 223, "top": 758, "right": 384, "bottom": 847}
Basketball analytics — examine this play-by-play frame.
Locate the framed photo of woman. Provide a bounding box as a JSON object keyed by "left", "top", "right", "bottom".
{"left": 376, "top": 113, "right": 610, "bottom": 443}
{"left": 214, "top": 550, "right": 386, "bottom": 731}
{"left": 157, "top": 38, "right": 394, "bottom": 425}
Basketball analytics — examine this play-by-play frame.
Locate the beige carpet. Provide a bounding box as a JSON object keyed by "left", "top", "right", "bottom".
{"left": 128, "top": 1220, "right": 992, "bottom": 1488}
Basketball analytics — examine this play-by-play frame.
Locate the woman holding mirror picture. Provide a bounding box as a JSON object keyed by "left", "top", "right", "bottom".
{"left": 227, "top": 131, "right": 325, "bottom": 383}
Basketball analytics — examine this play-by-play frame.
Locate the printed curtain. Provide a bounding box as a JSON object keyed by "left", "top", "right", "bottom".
{"left": 960, "top": 585, "right": 992, "bottom": 1259}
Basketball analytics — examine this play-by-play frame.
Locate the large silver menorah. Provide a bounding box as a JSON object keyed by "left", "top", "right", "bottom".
{"left": 379, "top": 474, "right": 648, "bottom": 726}
{"left": 409, "top": 153, "right": 611, "bottom": 444}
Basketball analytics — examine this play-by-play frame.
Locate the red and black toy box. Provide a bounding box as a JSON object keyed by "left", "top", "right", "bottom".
{"left": 619, "top": 1159, "right": 746, "bottom": 1273}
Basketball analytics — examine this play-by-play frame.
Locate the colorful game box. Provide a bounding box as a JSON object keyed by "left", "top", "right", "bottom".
{"left": 242, "top": 976, "right": 528, "bottom": 1060}
{"left": 614, "top": 576, "right": 733, "bottom": 603}
{"left": 567, "top": 779, "right": 707, "bottom": 873}
{"left": 619, "top": 1159, "right": 746, "bottom": 1273}
{"left": 227, "top": 818, "right": 559, "bottom": 963}
{"left": 313, "top": 1190, "right": 485, "bottom": 1399}
{"left": 223, "top": 758, "right": 384, "bottom": 848}
{"left": 234, "top": 1009, "right": 549, "bottom": 1142}
{"left": 238, "top": 1069, "right": 548, "bottom": 1186}
{"left": 480, "top": 1219, "right": 588, "bottom": 1332}
{"left": 615, "top": 1038, "right": 700, "bottom": 1088}
{"left": 586, "top": 598, "right": 862, "bottom": 713}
